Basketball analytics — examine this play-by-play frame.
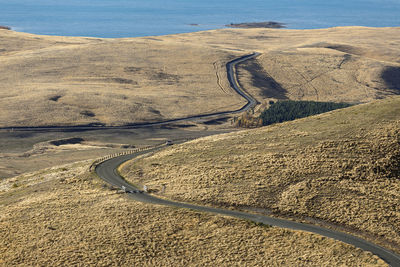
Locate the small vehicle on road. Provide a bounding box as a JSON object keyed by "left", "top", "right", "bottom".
{"left": 166, "top": 140, "right": 173, "bottom": 146}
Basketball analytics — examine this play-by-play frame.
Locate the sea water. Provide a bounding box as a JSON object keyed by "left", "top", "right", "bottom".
{"left": 0, "top": 0, "right": 399, "bottom": 38}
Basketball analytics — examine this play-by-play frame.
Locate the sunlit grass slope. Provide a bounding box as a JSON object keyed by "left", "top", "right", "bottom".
{"left": 122, "top": 96, "right": 400, "bottom": 253}
{"left": 0, "top": 162, "right": 386, "bottom": 266}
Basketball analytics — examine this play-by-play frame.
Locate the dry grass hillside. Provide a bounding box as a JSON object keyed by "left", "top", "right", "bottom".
{"left": 234, "top": 28, "right": 400, "bottom": 105}
{"left": 0, "top": 162, "right": 386, "bottom": 266}
{"left": 237, "top": 51, "right": 397, "bottom": 104}
{"left": 165, "top": 26, "right": 400, "bottom": 105}
{"left": 0, "top": 29, "right": 245, "bottom": 127}
{"left": 121, "top": 96, "right": 400, "bottom": 253}
{"left": 1, "top": 26, "right": 400, "bottom": 265}
{"left": 1, "top": 27, "right": 399, "bottom": 127}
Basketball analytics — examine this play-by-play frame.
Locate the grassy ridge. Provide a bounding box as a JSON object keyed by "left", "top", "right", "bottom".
{"left": 122, "top": 96, "right": 400, "bottom": 253}
{"left": 0, "top": 162, "right": 385, "bottom": 266}
{"left": 1, "top": 27, "right": 400, "bottom": 128}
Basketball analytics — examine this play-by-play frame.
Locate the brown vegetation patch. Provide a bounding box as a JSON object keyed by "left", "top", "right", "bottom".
{"left": 48, "top": 95, "right": 62, "bottom": 102}
{"left": 159, "top": 123, "right": 196, "bottom": 129}
{"left": 80, "top": 110, "right": 96, "bottom": 117}
{"left": 148, "top": 107, "right": 162, "bottom": 116}
{"left": 203, "top": 117, "right": 230, "bottom": 125}
{"left": 144, "top": 37, "right": 163, "bottom": 41}
{"left": 247, "top": 35, "right": 277, "bottom": 40}
{"left": 49, "top": 137, "right": 84, "bottom": 146}
{"left": 124, "top": 66, "right": 141, "bottom": 73}
{"left": 150, "top": 71, "right": 180, "bottom": 83}
{"left": 107, "top": 77, "right": 137, "bottom": 85}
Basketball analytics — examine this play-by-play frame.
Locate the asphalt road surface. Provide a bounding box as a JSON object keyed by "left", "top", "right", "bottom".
{"left": 96, "top": 149, "right": 400, "bottom": 267}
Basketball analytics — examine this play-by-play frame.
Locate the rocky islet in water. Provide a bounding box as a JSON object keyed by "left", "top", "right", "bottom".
{"left": 226, "top": 21, "right": 285, "bottom": 28}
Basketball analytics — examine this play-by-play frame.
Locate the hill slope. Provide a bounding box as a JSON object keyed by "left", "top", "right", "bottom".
{"left": 0, "top": 29, "right": 244, "bottom": 127}
{"left": 0, "top": 162, "right": 386, "bottom": 266}
{"left": 174, "top": 26, "right": 400, "bottom": 104}
{"left": 121, "top": 96, "right": 400, "bottom": 253}
{"left": 1, "top": 27, "right": 399, "bottom": 127}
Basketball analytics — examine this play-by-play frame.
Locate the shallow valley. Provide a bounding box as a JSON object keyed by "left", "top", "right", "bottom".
{"left": 1, "top": 26, "right": 400, "bottom": 265}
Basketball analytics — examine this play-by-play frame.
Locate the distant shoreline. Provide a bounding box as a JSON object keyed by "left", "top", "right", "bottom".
{"left": 0, "top": 25, "right": 11, "bottom": 30}
{"left": 226, "top": 21, "right": 285, "bottom": 29}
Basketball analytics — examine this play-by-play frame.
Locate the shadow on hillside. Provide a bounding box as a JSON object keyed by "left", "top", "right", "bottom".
{"left": 382, "top": 67, "right": 400, "bottom": 94}
{"left": 203, "top": 117, "right": 229, "bottom": 125}
{"left": 302, "top": 42, "right": 366, "bottom": 58}
{"left": 238, "top": 59, "right": 288, "bottom": 100}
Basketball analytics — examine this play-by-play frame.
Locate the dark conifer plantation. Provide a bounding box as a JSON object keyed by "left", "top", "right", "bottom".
{"left": 260, "top": 100, "right": 351, "bottom": 126}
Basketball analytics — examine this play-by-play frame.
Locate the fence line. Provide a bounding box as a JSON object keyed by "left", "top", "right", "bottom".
{"left": 89, "top": 143, "right": 166, "bottom": 172}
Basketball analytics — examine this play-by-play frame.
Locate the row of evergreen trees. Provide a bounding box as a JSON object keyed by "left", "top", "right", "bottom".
{"left": 259, "top": 100, "right": 351, "bottom": 126}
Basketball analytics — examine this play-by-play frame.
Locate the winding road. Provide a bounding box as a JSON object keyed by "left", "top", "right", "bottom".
{"left": 0, "top": 53, "right": 259, "bottom": 132}
{"left": 93, "top": 54, "right": 400, "bottom": 266}
{"left": 96, "top": 149, "right": 400, "bottom": 266}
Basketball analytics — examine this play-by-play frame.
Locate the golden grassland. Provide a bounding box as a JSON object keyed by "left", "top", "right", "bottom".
{"left": 1, "top": 26, "right": 399, "bottom": 177}
{"left": 232, "top": 28, "right": 400, "bottom": 105}
{"left": 1, "top": 27, "right": 399, "bottom": 127}
{"left": 1, "top": 26, "right": 399, "bottom": 176}
{"left": 0, "top": 162, "right": 387, "bottom": 266}
{"left": 121, "top": 96, "right": 400, "bottom": 254}
{"left": 0, "top": 29, "right": 244, "bottom": 127}
{"left": 158, "top": 26, "right": 400, "bottom": 106}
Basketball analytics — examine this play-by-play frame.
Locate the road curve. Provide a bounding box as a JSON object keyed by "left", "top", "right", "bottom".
{"left": 96, "top": 149, "right": 400, "bottom": 267}
{"left": 0, "top": 53, "right": 259, "bottom": 132}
